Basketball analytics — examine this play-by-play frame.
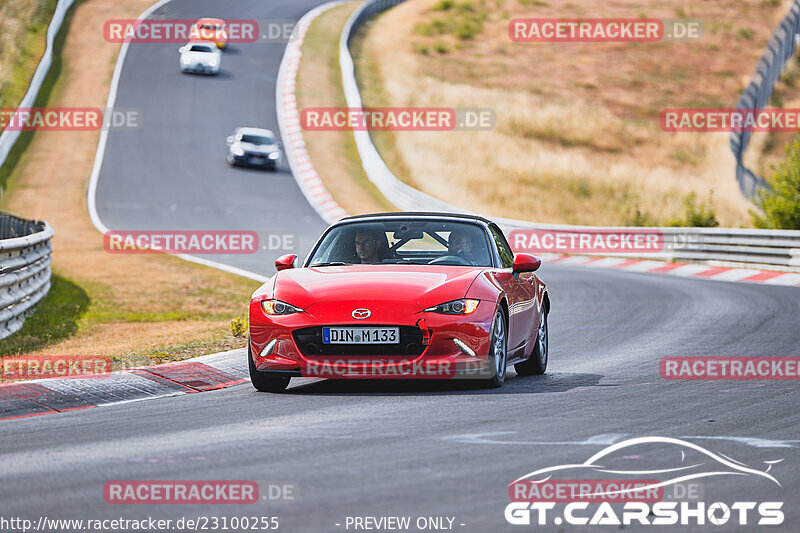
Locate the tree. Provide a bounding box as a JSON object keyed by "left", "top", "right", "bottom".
{"left": 752, "top": 141, "right": 800, "bottom": 229}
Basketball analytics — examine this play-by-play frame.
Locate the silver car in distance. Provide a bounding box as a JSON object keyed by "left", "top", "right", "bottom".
{"left": 226, "top": 127, "right": 282, "bottom": 170}
{"left": 179, "top": 41, "right": 221, "bottom": 75}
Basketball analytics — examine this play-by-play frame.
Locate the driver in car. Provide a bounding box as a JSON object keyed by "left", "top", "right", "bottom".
{"left": 354, "top": 229, "right": 382, "bottom": 264}
{"left": 448, "top": 229, "right": 477, "bottom": 265}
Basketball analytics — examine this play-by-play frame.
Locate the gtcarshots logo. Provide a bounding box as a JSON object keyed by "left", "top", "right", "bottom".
{"left": 505, "top": 437, "right": 784, "bottom": 527}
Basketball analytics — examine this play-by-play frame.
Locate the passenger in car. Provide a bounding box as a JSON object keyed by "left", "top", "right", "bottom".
{"left": 448, "top": 229, "right": 478, "bottom": 265}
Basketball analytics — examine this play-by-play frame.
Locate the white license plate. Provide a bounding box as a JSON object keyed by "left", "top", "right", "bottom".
{"left": 322, "top": 327, "right": 399, "bottom": 344}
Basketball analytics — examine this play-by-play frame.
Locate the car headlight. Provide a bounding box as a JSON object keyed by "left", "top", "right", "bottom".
{"left": 268, "top": 152, "right": 280, "bottom": 160}
{"left": 424, "top": 299, "right": 479, "bottom": 315}
{"left": 262, "top": 300, "right": 303, "bottom": 315}
{"left": 209, "top": 59, "right": 218, "bottom": 67}
{"left": 233, "top": 147, "right": 245, "bottom": 156}
{"left": 181, "top": 56, "right": 190, "bottom": 64}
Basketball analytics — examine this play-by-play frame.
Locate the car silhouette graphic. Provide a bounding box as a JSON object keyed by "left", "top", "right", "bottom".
{"left": 511, "top": 436, "right": 782, "bottom": 499}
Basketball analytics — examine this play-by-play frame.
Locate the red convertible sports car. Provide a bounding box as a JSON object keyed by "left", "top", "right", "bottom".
{"left": 248, "top": 212, "right": 550, "bottom": 392}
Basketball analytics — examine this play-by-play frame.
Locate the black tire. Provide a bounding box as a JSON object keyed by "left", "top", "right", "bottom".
{"left": 248, "top": 345, "right": 290, "bottom": 392}
{"left": 481, "top": 309, "right": 507, "bottom": 388}
{"left": 515, "top": 310, "right": 548, "bottom": 376}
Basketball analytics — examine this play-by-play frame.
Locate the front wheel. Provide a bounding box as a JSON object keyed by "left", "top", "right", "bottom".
{"left": 515, "top": 310, "right": 548, "bottom": 376}
{"left": 248, "top": 345, "right": 290, "bottom": 392}
{"left": 481, "top": 310, "right": 507, "bottom": 388}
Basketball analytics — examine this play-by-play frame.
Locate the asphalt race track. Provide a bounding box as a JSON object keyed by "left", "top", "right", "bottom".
{"left": 8, "top": 0, "right": 800, "bottom": 531}
{"left": 93, "top": 0, "right": 330, "bottom": 276}
{"left": 3, "top": 263, "right": 800, "bottom": 531}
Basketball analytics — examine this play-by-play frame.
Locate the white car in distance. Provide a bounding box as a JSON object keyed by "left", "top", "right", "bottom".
{"left": 179, "top": 41, "right": 221, "bottom": 75}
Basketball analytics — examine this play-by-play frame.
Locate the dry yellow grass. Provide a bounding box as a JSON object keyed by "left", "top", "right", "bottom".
{"left": 355, "top": 0, "right": 794, "bottom": 226}
{"left": 1, "top": 0, "right": 257, "bottom": 360}
{"left": 295, "top": 2, "right": 394, "bottom": 215}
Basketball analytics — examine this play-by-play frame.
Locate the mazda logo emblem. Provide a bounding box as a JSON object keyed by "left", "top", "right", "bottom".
{"left": 352, "top": 308, "right": 371, "bottom": 319}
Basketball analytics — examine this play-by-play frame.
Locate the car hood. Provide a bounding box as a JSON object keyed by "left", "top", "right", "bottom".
{"left": 271, "top": 265, "right": 484, "bottom": 311}
{"left": 236, "top": 141, "right": 279, "bottom": 155}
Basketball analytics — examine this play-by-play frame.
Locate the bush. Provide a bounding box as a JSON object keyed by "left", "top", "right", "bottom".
{"left": 751, "top": 141, "right": 800, "bottom": 229}
{"left": 620, "top": 202, "right": 657, "bottom": 226}
{"left": 414, "top": 1, "right": 487, "bottom": 41}
{"left": 433, "top": 0, "right": 457, "bottom": 10}
{"left": 230, "top": 314, "right": 248, "bottom": 337}
{"left": 455, "top": 15, "right": 484, "bottom": 39}
{"left": 668, "top": 191, "right": 719, "bottom": 227}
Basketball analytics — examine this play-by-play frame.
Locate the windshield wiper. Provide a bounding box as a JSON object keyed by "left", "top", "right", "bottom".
{"left": 310, "top": 262, "right": 352, "bottom": 267}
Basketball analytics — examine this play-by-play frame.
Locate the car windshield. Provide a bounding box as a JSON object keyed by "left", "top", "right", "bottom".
{"left": 240, "top": 134, "right": 274, "bottom": 145}
{"left": 306, "top": 220, "right": 493, "bottom": 267}
{"left": 188, "top": 45, "right": 214, "bottom": 53}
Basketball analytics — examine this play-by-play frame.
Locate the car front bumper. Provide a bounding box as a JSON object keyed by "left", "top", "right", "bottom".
{"left": 249, "top": 300, "right": 497, "bottom": 379}
{"left": 229, "top": 154, "right": 279, "bottom": 168}
{"left": 181, "top": 64, "right": 219, "bottom": 75}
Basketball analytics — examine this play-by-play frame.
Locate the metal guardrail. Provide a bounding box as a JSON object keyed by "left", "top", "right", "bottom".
{"left": 499, "top": 220, "right": 800, "bottom": 268}
{"left": 339, "top": 0, "right": 800, "bottom": 271}
{"left": 663, "top": 227, "right": 800, "bottom": 267}
{"left": 0, "top": 213, "right": 53, "bottom": 340}
{"left": 730, "top": 0, "right": 800, "bottom": 199}
{"left": 0, "top": 0, "right": 77, "bottom": 174}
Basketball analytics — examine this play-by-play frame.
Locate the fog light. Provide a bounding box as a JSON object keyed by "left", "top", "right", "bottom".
{"left": 260, "top": 339, "right": 277, "bottom": 357}
{"left": 452, "top": 338, "right": 475, "bottom": 356}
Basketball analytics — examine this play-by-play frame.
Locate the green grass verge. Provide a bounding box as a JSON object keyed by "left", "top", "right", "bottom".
{"left": 0, "top": 0, "right": 60, "bottom": 110}
{"left": 0, "top": 0, "right": 93, "bottom": 356}
{"left": 0, "top": 273, "right": 90, "bottom": 356}
{"left": 0, "top": 0, "right": 88, "bottom": 197}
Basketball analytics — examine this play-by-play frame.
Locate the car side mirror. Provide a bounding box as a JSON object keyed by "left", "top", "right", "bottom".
{"left": 226, "top": 135, "right": 234, "bottom": 145}
{"left": 512, "top": 253, "right": 541, "bottom": 272}
{"left": 275, "top": 254, "right": 296, "bottom": 271}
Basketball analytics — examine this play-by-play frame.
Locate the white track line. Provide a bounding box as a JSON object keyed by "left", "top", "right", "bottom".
{"left": 87, "top": 0, "right": 277, "bottom": 282}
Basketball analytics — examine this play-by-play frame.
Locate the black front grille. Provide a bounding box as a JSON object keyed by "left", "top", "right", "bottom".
{"left": 293, "top": 326, "right": 424, "bottom": 356}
